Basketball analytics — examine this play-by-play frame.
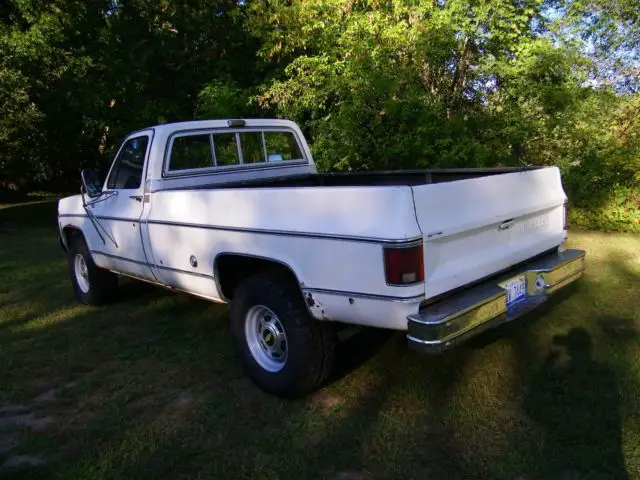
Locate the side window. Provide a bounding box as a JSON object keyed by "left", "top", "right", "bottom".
{"left": 213, "top": 133, "right": 240, "bottom": 166}
{"left": 169, "top": 134, "right": 213, "bottom": 171}
{"left": 264, "top": 132, "right": 303, "bottom": 161}
{"left": 107, "top": 136, "right": 149, "bottom": 189}
{"left": 239, "top": 132, "right": 265, "bottom": 164}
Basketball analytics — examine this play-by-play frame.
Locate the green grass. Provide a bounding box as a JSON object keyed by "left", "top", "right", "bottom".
{"left": 1, "top": 200, "right": 639, "bottom": 479}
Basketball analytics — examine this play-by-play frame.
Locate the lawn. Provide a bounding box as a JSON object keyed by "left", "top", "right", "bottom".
{"left": 1, "top": 200, "right": 639, "bottom": 480}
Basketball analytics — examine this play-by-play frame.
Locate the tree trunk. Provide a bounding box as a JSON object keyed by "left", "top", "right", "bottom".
{"left": 448, "top": 36, "right": 471, "bottom": 119}
{"left": 98, "top": 98, "right": 117, "bottom": 155}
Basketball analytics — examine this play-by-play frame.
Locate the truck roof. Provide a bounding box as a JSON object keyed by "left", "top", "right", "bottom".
{"left": 144, "top": 118, "right": 300, "bottom": 136}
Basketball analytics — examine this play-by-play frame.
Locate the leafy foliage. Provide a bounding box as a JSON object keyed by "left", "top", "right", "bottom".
{"left": 0, "top": 0, "right": 255, "bottom": 189}
{"left": 0, "top": 0, "right": 638, "bottom": 230}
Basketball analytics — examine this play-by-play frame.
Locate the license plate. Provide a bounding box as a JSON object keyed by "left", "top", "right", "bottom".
{"left": 501, "top": 275, "right": 526, "bottom": 307}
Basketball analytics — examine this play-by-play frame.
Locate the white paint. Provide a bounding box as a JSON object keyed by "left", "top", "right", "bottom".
{"left": 411, "top": 167, "right": 567, "bottom": 298}
{"left": 58, "top": 119, "right": 568, "bottom": 331}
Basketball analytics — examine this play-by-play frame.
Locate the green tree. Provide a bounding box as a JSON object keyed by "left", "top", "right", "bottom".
{"left": 247, "top": 0, "right": 591, "bottom": 172}
{"left": 1, "top": 0, "right": 256, "bottom": 189}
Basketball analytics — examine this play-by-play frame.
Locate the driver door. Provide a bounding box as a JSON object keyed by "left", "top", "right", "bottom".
{"left": 88, "top": 130, "right": 156, "bottom": 280}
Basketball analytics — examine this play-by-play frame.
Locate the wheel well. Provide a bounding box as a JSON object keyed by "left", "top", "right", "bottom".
{"left": 215, "top": 254, "right": 301, "bottom": 300}
{"left": 62, "top": 226, "right": 84, "bottom": 248}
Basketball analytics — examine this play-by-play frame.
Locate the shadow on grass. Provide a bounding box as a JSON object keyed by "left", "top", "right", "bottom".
{"left": 0, "top": 200, "right": 60, "bottom": 231}
{"left": 523, "top": 327, "right": 628, "bottom": 479}
{"left": 101, "top": 333, "right": 482, "bottom": 480}
{"left": 504, "top": 247, "right": 637, "bottom": 480}
{"left": 329, "top": 327, "right": 395, "bottom": 384}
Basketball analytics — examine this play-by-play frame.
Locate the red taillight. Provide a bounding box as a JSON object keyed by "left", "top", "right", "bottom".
{"left": 384, "top": 244, "right": 424, "bottom": 286}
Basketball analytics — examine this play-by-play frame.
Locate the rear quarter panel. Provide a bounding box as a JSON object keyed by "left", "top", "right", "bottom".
{"left": 144, "top": 185, "right": 424, "bottom": 304}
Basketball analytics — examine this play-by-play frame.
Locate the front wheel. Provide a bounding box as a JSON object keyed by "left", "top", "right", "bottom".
{"left": 230, "top": 271, "right": 336, "bottom": 397}
{"left": 67, "top": 234, "right": 118, "bottom": 306}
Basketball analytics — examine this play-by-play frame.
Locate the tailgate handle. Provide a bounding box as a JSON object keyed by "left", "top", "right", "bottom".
{"left": 498, "top": 219, "right": 515, "bottom": 231}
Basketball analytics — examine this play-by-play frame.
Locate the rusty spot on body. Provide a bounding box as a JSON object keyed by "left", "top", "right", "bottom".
{"left": 305, "top": 293, "right": 330, "bottom": 320}
{"left": 305, "top": 292, "right": 316, "bottom": 307}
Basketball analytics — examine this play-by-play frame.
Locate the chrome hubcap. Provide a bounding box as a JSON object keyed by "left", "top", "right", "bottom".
{"left": 245, "top": 305, "right": 288, "bottom": 372}
{"left": 74, "top": 254, "right": 90, "bottom": 293}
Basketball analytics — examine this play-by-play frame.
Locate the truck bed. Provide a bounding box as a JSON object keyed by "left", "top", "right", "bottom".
{"left": 147, "top": 166, "right": 566, "bottom": 305}
{"left": 178, "top": 167, "right": 544, "bottom": 190}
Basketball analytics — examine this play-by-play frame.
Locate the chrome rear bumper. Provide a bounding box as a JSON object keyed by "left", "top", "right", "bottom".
{"left": 407, "top": 248, "right": 586, "bottom": 354}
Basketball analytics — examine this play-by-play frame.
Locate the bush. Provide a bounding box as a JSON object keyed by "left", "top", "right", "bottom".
{"left": 567, "top": 185, "right": 640, "bottom": 233}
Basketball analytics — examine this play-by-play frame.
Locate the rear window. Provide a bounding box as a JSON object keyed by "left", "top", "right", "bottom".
{"left": 214, "top": 133, "right": 240, "bottom": 166}
{"left": 264, "top": 132, "right": 303, "bottom": 161}
{"left": 239, "top": 132, "right": 265, "bottom": 163}
{"left": 169, "top": 134, "right": 213, "bottom": 171}
{"left": 165, "top": 129, "right": 304, "bottom": 173}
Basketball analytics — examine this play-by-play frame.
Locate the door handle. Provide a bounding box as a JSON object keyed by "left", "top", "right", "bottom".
{"left": 498, "top": 219, "right": 515, "bottom": 231}
{"left": 129, "top": 195, "right": 142, "bottom": 202}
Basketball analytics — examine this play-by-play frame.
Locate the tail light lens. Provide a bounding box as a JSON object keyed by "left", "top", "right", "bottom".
{"left": 563, "top": 199, "right": 568, "bottom": 230}
{"left": 384, "top": 244, "right": 424, "bottom": 285}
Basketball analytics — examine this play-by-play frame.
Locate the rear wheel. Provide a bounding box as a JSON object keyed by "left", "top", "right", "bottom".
{"left": 230, "top": 271, "right": 336, "bottom": 397}
{"left": 67, "top": 234, "right": 118, "bottom": 305}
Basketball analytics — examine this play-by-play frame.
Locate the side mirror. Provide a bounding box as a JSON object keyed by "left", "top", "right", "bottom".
{"left": 80, "top": 169, "right": 103, "bottom": 198}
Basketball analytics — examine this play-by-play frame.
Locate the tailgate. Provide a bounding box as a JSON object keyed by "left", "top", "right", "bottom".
{"left": 411, "top": 167, "right": 567, "bottom": 299}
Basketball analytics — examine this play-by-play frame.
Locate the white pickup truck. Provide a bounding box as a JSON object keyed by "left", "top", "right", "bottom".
{"left": 58, "top": 118, "right": 586, "bottom": 396}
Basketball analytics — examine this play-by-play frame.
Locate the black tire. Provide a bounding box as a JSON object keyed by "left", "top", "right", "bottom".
{"left": 230, "top": 270, "right": 336, "bottom": 397}
{"left": 67, "top": 233, "right": 118, "bottom": 306}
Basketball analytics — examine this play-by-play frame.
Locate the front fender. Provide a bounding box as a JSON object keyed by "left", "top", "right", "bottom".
{"left": 59, "top": 234, "right": 68, "bottom": 252}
